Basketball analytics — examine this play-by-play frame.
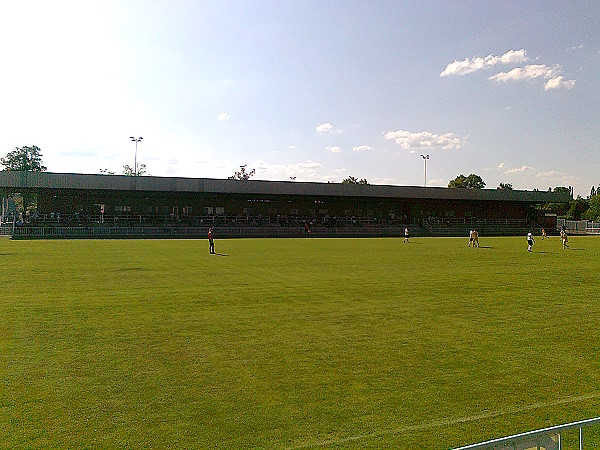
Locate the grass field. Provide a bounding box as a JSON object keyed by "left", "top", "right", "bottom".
{"left": 2, "top": 235, "right": 600, "bottom": 449}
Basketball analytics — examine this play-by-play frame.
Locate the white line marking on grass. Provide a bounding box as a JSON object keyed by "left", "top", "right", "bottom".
{"left": 286, "top": 392, "right": 600, "bottom": 449}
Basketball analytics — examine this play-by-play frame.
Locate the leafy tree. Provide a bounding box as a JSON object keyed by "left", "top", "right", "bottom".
{"left": 1, "top": 146, "right": 47, "bottom": 218}
{"left": 465, "top": 174, "right": 485, "bottom": 188}
{"left": 341, "top": 176, "right": 368, "bottom": 185}
{"left": 122, "top": 164, "right": 147, "bottom": 176}
{"left": 583, "top": 193, "right": 600, "bottom": 221}
{"left": 228, "top": 164, "right": 256, "bottom": 180}
{"left": 448, "top": 174, "right": 485, "bottom": 189}
{"left": 448, "top": 174, "right": 467, "bottom": 188}
{"left": 553, "top": 186, "right": 571, "bottom": 194}
{"left": 1, "top": 145, "right": 47, "bottom": 172}
{"left": 567, "top": 196, "right": 589, "bottom": 220}
{"left": 590, "top": 186, "right": 596, "bottom": 198}
{"left": 541, "top": 201, "right": 569, "bottom": 216}
{"left": 497, "top": 182, "right": 513, "bottom": 190}
{"left": 541, "top": 186, "right": 574, "bottom": 217}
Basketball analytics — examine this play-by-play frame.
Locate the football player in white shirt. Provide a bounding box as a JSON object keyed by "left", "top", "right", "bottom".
{"left": 527, "top": 231, "right": 535, "bottom": 252}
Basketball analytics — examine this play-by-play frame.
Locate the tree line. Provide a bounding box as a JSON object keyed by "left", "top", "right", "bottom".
{"left": 1, "top": 145, "right": 147, "bottom": 176}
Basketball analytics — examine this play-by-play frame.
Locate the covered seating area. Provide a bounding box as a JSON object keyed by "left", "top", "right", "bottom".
{"left": 0, "top": 171, "right": 570, "bottom": 238}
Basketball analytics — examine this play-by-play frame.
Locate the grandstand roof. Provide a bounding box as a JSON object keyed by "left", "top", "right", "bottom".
{"left": 0, "top": 171, "right": 571, "bottom": 203}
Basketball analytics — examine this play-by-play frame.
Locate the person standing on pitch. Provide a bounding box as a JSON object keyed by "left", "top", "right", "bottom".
{"left": 527, "top": 231, "right": 535, "bottom": 252}
{"left": 472, "top": 229, "right": 479, "bottom": 247}
{"left": 562, "top": 230, "right": 569, "bottom": 249}
{"left": 208, "top": 227, "right": 215, "bottom": 254}
{"left": 404, "top": 227, "right": 409, "bottom": 243}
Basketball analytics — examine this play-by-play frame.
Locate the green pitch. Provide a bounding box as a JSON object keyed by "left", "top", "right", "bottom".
{"left": 1, "top": 236, "right": 600, "bottom": 449}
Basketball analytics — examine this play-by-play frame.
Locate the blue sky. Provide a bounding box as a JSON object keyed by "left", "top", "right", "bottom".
{"left": 1, "top": 1, "right": 598, "bottom": 196}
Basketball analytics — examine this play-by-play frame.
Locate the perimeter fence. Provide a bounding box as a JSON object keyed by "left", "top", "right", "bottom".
{"left": 6, "top": 220, "right": 599, "bottom": 239}
{"left": 453, "top": 417, "right": 600, "bottom": 450}
{"left": 0, "top": 224, "right": 407, "bottom": 239}
{"left": 557, "top": 219, "right": 600, "bottom": 235}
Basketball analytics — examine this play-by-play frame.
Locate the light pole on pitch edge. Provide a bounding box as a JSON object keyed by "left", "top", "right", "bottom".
{"left": 420, "top": 154, "right": 429, "bottom": 187}
{"left": 130, "top": 136, "right": 143, "bottom": 176}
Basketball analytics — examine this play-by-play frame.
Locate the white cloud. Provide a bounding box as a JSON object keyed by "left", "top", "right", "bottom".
{"left": 325, "top": 146, "right": 343, "bottom": 153}
{"left": 217, "top": 112, "right": 230, "bottom": 121}
{"left": 443, "top": 50, "right": 576, "bottom": 91}
{"left": 427, "top": 178, "right": 446, "bottom": 187}
{"left": 370, "top": 177, "right": 395, "bottom": 184}
{"left": 384, "top": 130, "right": 466, "bottom": 150}
{"left": 255, "top": 160, "right": 323, "bottom": 181}
{"left": 352, "top": 145, "right": 372, "bottom": 152}
{"left": 440, "top": 49, "right": 528, "bottom": 77}
{"left": 494, "top": 163, "right": 533, "bottom": 174}
{"left": 489, "top": 64, "right": 575, "bottom": 90}
{"left": 316, "top": 122, "right": 333, "bottom": 133}
{"left": 535, "top": 170, "right": 564, "bottom": 180}
{"left": 499, "top": 49, "right": 528, "bottom": 64}
{"left": 544, "top": 76, "right": 575, "bottom": 90}
{"left": 489, "top": 64, "right": 557, "bottom": 82}
{"left": 535, "top": 170, "right": 579, "bottom": 185}
{"left": 504, "top": 165, "right": 533, "bottom": 174}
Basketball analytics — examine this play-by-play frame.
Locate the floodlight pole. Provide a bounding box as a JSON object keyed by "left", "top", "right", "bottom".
{"left": 130, "top": 136, "right": 143, "bottom": 176}
{"left": 420, "top": 154, "right": 429, "bottom": 187}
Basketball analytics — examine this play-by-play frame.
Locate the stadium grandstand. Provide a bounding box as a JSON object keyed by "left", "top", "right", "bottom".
{"left": 0, "top": 171, "right": 570, "bottom": 239}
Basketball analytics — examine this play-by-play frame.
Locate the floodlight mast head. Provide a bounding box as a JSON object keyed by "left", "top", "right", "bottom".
{"left": 419, "top": 154, "right": 429, "bottom": 186}
{"left": 130, "top": 136, "right": 143, "bottom": 176}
